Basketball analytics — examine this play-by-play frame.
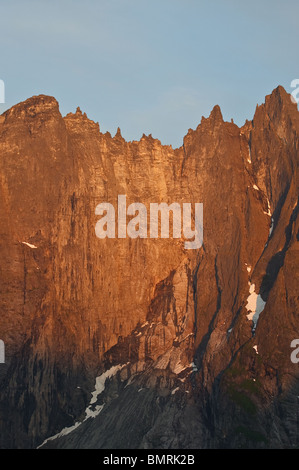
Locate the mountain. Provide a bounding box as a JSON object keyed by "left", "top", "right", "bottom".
{"left": 0, "top": 86, "right": 298, "bottom": 449}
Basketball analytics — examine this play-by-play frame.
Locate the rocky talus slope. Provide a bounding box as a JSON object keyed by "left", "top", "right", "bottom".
{"left": 0, "top": 86, "right": 298, "bottom": 448}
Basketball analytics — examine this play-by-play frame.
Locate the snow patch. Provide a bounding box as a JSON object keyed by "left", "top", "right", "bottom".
{"left": 253, "top": 345, "right": 259, "bottom": 354}
{"left": 263, "top": 199, "right": 272, "bottom": 217}
{"left": 247, "top": 144, "right": 252, "bottom": 163}
{"left": 246, "top": 283, "right": 266, "bottom": 330}
{"left": 90, "top": 364, "right": 124, "bottom": 404}
{"left": 269, "top": 218, "right": 274, "bottom": 237}
{"left": 22, "top": 241, "right": 37, "bottom": 249}
{"left": 85, "top": 404, "right": 104, "bottom": 419}
{"left": 38, "top": 364, "right": 126, "bottom": 448}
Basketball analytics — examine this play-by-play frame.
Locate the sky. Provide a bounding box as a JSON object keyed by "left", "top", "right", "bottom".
{"left": 0, "top": 0, "right": 298, "bottom": 148}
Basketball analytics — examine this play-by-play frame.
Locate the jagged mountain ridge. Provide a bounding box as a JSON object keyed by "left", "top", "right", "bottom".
{"left": 0, "top": 86, "right": 298, "bottom": 448}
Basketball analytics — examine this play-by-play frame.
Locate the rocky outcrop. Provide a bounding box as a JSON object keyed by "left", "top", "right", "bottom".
{"left": 0, "top": 87, "right": 298, "bottom": 449}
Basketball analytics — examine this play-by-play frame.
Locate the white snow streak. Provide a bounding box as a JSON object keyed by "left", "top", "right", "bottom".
{"left": 90, "top": 364, "right": 124, "bottom": 404}
{"left": 269, "top": 218, "right": 274, "bottom": 237}
{"left": 246, "top": 283, "right": 266, "bottom": 330}
{"left": 263, "top": 199, "right": 272, "bottom": 217}
{"left": 247, "top": 144, "right": 252, "bottom": 164}
{"left": 37, "top": 364, "right": 125, "bottom": 448}
{"left": 22, "top": 241, "right": 37, "bottom": 249}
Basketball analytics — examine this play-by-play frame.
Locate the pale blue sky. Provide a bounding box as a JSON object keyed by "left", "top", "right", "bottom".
{"left": 0, "top": 0, "right": 298, "bottom": 147}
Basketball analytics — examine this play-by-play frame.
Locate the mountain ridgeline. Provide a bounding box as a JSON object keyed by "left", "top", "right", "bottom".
{"left": 0, "top": 86, "right": 298, "bottom": 449}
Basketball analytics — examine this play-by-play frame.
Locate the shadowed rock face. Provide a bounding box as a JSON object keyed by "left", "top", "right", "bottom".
{"left": 0, "top": 87, "right": 298, "bottom": 449}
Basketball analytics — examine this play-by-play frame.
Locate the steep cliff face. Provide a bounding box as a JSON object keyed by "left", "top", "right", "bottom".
{"left": 0, "top": 87, "right": 298, "bottom": 449}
